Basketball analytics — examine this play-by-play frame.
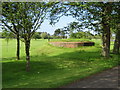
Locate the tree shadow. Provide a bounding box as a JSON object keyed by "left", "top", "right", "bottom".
{"left": 2, "top": 57, "right": 61, "bottom": 87}
{"left": 2, "top": 49, "right": 119, "bottom": 88}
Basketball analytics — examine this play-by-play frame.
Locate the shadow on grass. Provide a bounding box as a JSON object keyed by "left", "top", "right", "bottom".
{"left": 2, "top": 50, "right": 119, "bottom": 88}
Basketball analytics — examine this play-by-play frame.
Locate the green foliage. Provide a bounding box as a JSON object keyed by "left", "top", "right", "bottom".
{"left": 1, "top": 30, "right": 15, "bottom": 44}
{"left": 54, "top": 29, "right": 61, "bottom": 36}
{"left": 64, "top": 22, "right": 81, "bottom": 36}
{"left": 41, "top": 32, "right": 48, "bottom": 39}
{"left": 2, "top": 2, "right": 22, "bottom": 36}
{"left": 2, "top": 2, "right": 56, "bottom": 70}
{"left": 32, "top": 32, "right": 41, "bottom": 39}
{"left": 69, "top": 31, "right": 94, "bottom": 39}
{"left": 49, "top": 2, "right": 119, "bottom": 33}
{"left": 2, "top": 2, "right": 54, "bottom": 40}
{"left": 53, "top": 28, "right": 66, "bottom": 39}
{"left": 2, "top": 30, "right": 13, "bottom": 38}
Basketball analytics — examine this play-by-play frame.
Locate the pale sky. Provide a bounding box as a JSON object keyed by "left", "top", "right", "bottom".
{"left": 37, "top": 16, "right": 78, "bottom": 35}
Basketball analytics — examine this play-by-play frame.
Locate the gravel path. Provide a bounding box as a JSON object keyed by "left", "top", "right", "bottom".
{"left": 61, "top": 66, "right": 119, "bottom": 88}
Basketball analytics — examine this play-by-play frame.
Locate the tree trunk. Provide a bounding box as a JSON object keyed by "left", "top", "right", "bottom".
{"left": 101, "top": 4, "right": 112, "bottom": 58}
{"left": 113, "top": 29, "right": 120, "bottom": 54}
{"left": 102, "top": 25, "right": 111, "bottom": 58}
{"left": 25, "top": 40, "right": 30, "bottom": 72}
{"left": 6, "top": 39, "right": 9, "bottom": 52}
{"left": 101, "top": 16, "right": 111, "bottom": 58}
{"left": 16, "top": 34, "right": 20, "bottom": 60}
{"left": 48, "top": 37, "right": 50, "bottom": 42}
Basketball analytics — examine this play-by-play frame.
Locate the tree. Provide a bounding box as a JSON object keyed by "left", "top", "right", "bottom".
{"left": 54, "top": 28, "right": 66, "bottom": 39}
{"left": 113, "top": 24, "right": 120, "bottom": 54}
{"left": 32, "top": 32, "right": 41, "bottom": 40}
{"left": 64, "top": 2, "right": 112, "bottom": 57}
{"left": 100, "top": 3, "right": 112, "bottom": 58}
{"left": 112, "top": 3, "right": 120, "bottom": 54}
{"left": 66, "top": 2, "right": 117, "bottom": 58}
{"left": 2, "top": 2, "right": 21, "bottom": 60}
{"left": 2, "top": 29, "right": 15, "bottom": 51}
{"left": 85, "top": 31, "right": 94, "bottom": 40}
{"left": 41, "top": 32, "right": 48, "bottom": 39}
{"left": 69, "top": 31, "right": 94, "bottom": 39}
{"left": 18, "top": 2, "right": 54, "bottom": 71}
{"left": 60, "top": 30, "right": 66, "bottom": 39}
{"left": 54, "top": 29, "right": 61, "bottom": 36}
{"left": 67, "top": 22, "right": 79, "bottom": 37}
{"left": 49, "top": 2, "right": 120, "bottom": 58}
{"left": 2, "top": 2, "right": 54, "bottom": 71}
{"left": 47, "top": 33, "right": 50, "bottom": 41}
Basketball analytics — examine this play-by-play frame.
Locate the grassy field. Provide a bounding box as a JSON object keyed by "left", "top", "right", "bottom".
{"left": 49, "top": 38, "right": 91, "bottom": 42}
{"left": 1, "top": 39, "right": 119, "bottom": 88}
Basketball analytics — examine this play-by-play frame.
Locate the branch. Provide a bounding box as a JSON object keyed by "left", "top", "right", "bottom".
{"left": 2, "top": 20, "right": 17, "bottom": 34}
{"left": 33, "top": 7, "right": 47, "bottom": 30}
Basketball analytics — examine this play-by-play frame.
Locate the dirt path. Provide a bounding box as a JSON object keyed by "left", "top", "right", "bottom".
{"left": 61, "top": 66, "right": 119, "bottom": 88}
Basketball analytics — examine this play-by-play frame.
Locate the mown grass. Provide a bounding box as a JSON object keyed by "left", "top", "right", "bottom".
{"left": 49, "top": 38, "right": 91, "bottom": 42}
{"left": 1, "top": 39, "right": 120, "bottom": 88}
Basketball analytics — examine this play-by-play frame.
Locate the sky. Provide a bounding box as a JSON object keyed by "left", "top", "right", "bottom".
{"left": 37, "top": 16, "right": 78, "bottom": 35}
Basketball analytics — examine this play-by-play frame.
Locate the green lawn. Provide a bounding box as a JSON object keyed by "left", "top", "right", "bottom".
{"left": 1, "top": 39, "right": 119, "bottom": 88}
{"left": 49, "top": 38, "right": 91, "bottom": 42}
